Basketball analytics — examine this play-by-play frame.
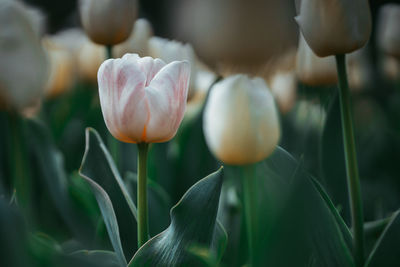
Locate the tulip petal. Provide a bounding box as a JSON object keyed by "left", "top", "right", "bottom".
{"left": 135, "top": 56, "right": 166, "bottom": 86}
{"left": 144, "top": 61, "right": 190, "bottom": 142}
{"left": 98, "top": 57, "right": 148, "bottom": 143}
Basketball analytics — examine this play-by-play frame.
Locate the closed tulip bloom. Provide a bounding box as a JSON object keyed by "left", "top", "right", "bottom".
{"left": 377, "top": 4, "right": 400, "bottom": 59}
{"left": 79, "top": 0, "right": 137, "bottom": 45}
{"left": 295, "top": 0, "right": 371, "bottom": 57}
{"left": 203, "top": 74, "right": 280, "bottom": 165}
{"left": 296, "top": 34, "right": 338, "bottom": 86}
{"left": 0, "top": 0, "right": 48, "bottom": 111}
{"left": 98, "top": 53, "right": 190, "bottom": 143}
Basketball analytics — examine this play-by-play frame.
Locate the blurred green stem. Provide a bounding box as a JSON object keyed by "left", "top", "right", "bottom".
{"left": 105, "top": 45, "right": 120, "bottom": 169}
{"left": 242, "top": 164, "right": 257, "bottom": 266}
{"left": 137, "top": 143, "right": 149, "bottom": 247}
{"left": 9, "top": 113, "right": 31, "bottom": 214}
{"left": 335, "top": 54, "right": 364, "bottom": 267}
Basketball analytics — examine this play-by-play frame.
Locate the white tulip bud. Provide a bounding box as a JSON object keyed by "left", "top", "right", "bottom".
{"left": 79, "top": 0, "right": 137, "bottom": 45}
{"left": 203, "top": 74, "right": 280, "bottom": 165}
{"left": 295, "top": 0, "right": 372, "bottom": 57}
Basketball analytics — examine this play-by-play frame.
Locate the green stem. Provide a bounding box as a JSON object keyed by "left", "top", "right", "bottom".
{"left": 9, "top": 113, "right": 31, "bottom": 214}
{"left": 137, "top": 143, "right": 149, "bottom": 247}
{"left": 105, "top": 45, "right": 120, "bottom": 169}
{"left": 242, "top": 165, "right": 257, "bottom": 266}
{"left": 335, "top": 54, "right": 364, "bottom": 267}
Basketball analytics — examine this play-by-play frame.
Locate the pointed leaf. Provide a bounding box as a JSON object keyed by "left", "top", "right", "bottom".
{"left": 81, "top": 128, "right": 137, "bottom": 220}
{"left": 78, "top": 173, "right": 127, "bottom": 267}
{"left": 253, "top": 147, "right": 354, "bottom": 266}
{"left": 79, "top": 127, "right": 138, "bottom": 257}
{"left": 366, "top": 210, "right": 400, "bottom": 267}
{"left": 128, "top": 168, "right": 224, "bottom": 267}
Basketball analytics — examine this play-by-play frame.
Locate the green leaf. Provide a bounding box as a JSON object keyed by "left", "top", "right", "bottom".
{"left": 79, "top": 127, "right": 138, "bottom": 257}
{"left": 27, "top": 119, "right": 92, "bottom": 241}
{"left": 365, "top": 210, "right": 400, "bottom": 267}
{"left": 255, "top": 147, "right": 354, "bottom": 266}
{"left": 310, "top": 176, "right": 353, "bottom": 249}
{"left": 81, "top": 128, "right": 137, "bottom": 220}
{"left": 78, "top": 172, "right": 127, "bottom": 267}
{"left": 70, "top": 250, "right": 121, "bottom": 267}
{"left": 320, "top": 93, "right": 351, "bottom": 225}
{"left": 128, "top": 167, "right": 224, "bottom": 267}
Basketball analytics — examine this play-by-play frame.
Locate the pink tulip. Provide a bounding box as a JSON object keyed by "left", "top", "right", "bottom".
{"left": 98, "top": 53, "right": 190, "bottom": 143}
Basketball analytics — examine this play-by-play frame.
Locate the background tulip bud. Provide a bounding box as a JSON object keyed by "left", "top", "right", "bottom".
{"left": 377, "top": 4, "right": 400, "bottom": 59}
{"left": 148, "top": 37, "right": 198, "bottom": 99}
{"left": 203, "top": 74, "right": 280, "bottom": 165}
{"left": 269, "top": 71, "right": 297, "bottom": 114}
{"left": 115, "top": 19, "right": 154, "bottom": 58}
{"left": 79, "top": 0, "right": 137, "bottom": 45}
{"left": 295, "top": 0, "right": 372, "bottom": 57}
{"left": 42, "top": 38, "right": 75, "bottom": 98}
{"left": 296, "top": 34, "right": 338, "bottom": 86}
{"left": 0, "top": 0, "right": 48, "bottom": 111}
{"left": 97, "top": 54, "right": 190, "bottom": 143}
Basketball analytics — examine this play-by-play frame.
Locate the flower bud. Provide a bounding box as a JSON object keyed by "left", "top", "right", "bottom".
{"left": 97, "top": 54, "right": 190, "bottom": 143}
{"left": 269, "top": 71, "right": 297, "bottom": 114}
{"left": 148, "top": 37, "right": 198, "bottom": 99}
{"left": 115, "top": 18, "right": 153, "bottom": 58}
{"left": 79, "top": 0, "right": 137, "bottom": 45}
{"left": 377, "top": 4, "right": 400, "bottom": 59}
{"left": 0, "top": 0, "right": 48, "bottom": 111}
{"left": 296, "top": 34, "right": 338, "bottom": 86}
{"left": 203, "top": 74, "right": 280, "bottom": 165}
{"left": 42, "top": 38, "right": 75, "bottom": 98}
{"left": 78, "top": 39, "right": 104, "bottom": 83}
{"left": 295, "top": 0, "right": 372, "bottom": 57}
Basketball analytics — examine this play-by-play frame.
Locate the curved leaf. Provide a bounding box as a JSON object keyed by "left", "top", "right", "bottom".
{"left": 78, "top": 174, "right": 127, "bottom": 267}
{"left": 79, "top": 127, "right": 138, "bottom": 257}
{"left": 129, "top": 167, "right": 224, "bottom": 267}
{"left": 81, "top": 128, "right": 137, "bottom": 221}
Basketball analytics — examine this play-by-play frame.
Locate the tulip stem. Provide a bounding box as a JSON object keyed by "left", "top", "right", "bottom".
{"left": 105, "top": 45, "right": 120, "bottom": 169}
{"left": 335, "top": 54, "right": 364, "bottom": 267}
{"left": 137, "top": 142, "right": 149, "bottom": 247}
{"left": 242, "top": 164, "right": 257, "bottom": 266}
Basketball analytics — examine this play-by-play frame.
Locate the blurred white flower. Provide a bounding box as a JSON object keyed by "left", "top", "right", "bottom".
{"left": 79, "top": 0, "right": 138, "bottom": 45}
{"left": 377, "top": 4, "right": 400, "bottom": 59}
{"left": 295, "top": 0, "right": 371, "bottom": 57}
{"left": 148, "top": 37, "right": 198, "bottom": 99}
{"left": 296, "top": 34, "right": 338, "bottom": 86}
{"left": 115, "top": 18, "right": 154, "bottom": 58}
{"left": 269, "top": 71, "right": 297, "bottom": 114}
{"left": 0, "top": 0, "right": 48, "bottom": 111}
{"left": 203, "top": 74, "right": 280, "bottom": 165}
{"left": 42, "top": 38, "right": 75, "bottom": 98}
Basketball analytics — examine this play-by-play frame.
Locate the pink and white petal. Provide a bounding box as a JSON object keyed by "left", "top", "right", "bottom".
{"left": 136, "top": 57, "right": 166, "bottom": 86}
{"left": 145, "top": 61, "right": 191, "bottom": 142}
{"left": 98, "top": 57, "right": 147, "bottom": 143}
